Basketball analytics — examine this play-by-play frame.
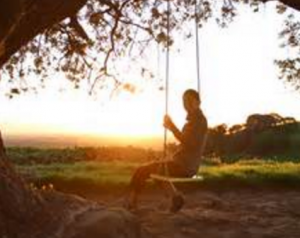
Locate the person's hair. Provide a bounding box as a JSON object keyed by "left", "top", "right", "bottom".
{"left": 183, "top": 89, "right": 200, "bottom": 102}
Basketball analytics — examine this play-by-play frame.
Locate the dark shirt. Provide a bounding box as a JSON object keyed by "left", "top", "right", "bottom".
{"left": 172, "top": 108, "right": 208, "bottom": 176}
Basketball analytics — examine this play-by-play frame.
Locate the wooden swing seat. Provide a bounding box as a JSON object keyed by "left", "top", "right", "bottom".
{"left": 151, "top": 133, "right": 208, "bottom": 183}
{"left": 150, "top": 173, "right": 203, "bottom": 182}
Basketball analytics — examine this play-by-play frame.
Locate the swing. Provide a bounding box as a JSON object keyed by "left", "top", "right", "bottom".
{"left": 150, "top": 174, "right": 204, "bottom": 182}
{"left": 150, "top": 0, "right": 206, "bottom": 183}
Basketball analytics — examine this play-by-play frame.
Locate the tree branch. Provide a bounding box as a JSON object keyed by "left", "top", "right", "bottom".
{"left": 70, "top": 16, "right": 89, "bottom": 41}
{"left": 0, "top": 0, "right": 88, "bottom": 68}
{"left": 89, "top": 0, "right": 132, "bottom": 94}
{"left": 263, "top": 0, "right": 300, "bottom": 11}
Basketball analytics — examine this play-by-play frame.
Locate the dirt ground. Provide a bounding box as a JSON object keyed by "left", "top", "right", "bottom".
{"left": 59, "top": 185, "right": 300, "bottom": 238}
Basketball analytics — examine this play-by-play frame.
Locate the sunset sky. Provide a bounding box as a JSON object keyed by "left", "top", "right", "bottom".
{"left": 0, "top": 3, "right": 299, "bottom": 145}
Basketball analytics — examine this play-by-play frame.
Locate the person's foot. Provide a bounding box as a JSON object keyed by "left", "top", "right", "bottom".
{"left": 169, "top": 193, "right": 185, "bottom": 213}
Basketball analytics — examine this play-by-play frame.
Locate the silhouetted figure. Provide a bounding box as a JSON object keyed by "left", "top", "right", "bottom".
{"left": 127, "top": 89, "right": 208, "bottom": 212}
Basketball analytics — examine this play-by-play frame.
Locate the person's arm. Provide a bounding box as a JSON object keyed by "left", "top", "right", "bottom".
{"left": 163, "top": 115, "right": 184, "bottom": 143}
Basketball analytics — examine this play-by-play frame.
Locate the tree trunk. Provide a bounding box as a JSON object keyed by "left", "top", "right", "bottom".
{"left": 0, "top": 131, "right": 44, "bottom": 237}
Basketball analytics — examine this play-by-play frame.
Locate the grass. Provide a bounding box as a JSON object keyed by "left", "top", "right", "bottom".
{"left": 200, "top": 160, "right": 300, "bottom": 184}
{"left": 16, "top": 161, "right": 137, "bottom": 185}
{"left": 15, "top": 159, "right": 300, "bottom": 189}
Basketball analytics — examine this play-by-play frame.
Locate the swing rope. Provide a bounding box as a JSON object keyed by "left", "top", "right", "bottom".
{"left": 163, "top": 0, "right": 171, "bottom": 176}
{"left": 154, "top": 0, "right": 202, "bottom": 181}
{"left": 195, "top": 0, "right": 201, "bottom": 93}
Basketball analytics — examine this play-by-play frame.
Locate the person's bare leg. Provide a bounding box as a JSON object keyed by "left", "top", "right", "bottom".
{"left": 158, "top": 180, "right": 185, "bottom": 213}
{"left": 126, "top": 163, "right": 156, "bottom": 210}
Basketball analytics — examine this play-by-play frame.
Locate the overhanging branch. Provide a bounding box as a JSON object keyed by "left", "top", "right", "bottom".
{"left": 0, "top": 0, "right": 88, "bottom": 68}
{"left": 262, "top": 0, "right": 300, "bottom": 11}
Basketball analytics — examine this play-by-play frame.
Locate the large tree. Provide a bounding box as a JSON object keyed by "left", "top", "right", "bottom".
{"left": 0, "top": 0, "right": 300, "bottom": 237}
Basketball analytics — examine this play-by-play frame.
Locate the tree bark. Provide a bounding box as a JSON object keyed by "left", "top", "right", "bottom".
{"left": 0, "top": 0, "right": 87, "bottom": 68}
{"left": 0, "top": 131, "right": 44, "bottom": 237}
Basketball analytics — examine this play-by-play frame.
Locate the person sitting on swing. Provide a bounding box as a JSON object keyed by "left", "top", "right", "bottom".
{"left": 127, "top": 89, "right": 208, "bottom": 212}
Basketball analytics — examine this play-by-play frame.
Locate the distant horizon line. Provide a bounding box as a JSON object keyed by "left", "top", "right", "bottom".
{"left": 2, "top": 132, "right": 166, "bottom": 149}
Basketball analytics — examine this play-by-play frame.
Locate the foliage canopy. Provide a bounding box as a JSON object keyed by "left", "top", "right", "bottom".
{"left": 0, "top": 0, "right": 300, "bottom": 96}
